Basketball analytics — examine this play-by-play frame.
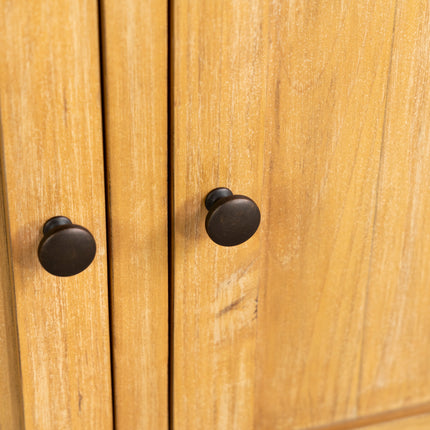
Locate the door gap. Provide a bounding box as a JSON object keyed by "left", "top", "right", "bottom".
{"left": 167, "top": 0, "right": 175, "bottom": 429}
{"left": 96, "top": 1, "right": 116, "bottom": 428}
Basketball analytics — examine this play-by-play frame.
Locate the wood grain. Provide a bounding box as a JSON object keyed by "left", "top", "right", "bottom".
{"left": 0, "top": 156, "right": 24, "bottom": 429}
{"left": 172, "top": 0, "right": 430, "bottom": 429}
{"left": 172, "top": 1, "right": 267, "bottom": 428}
{"left": 359, "top": 413, "right": 430, "bottom": 430}
{"left": 99, "top": 0, "right": 169, "bottom": 428}
{"left": 355, "top": 0, "right": 430, "bottom": 415}
{"left": 0, "top": 1, "right": 112, "bottom": 428}
{"left": 309, "top": 403, "right": 430, "bottom": 430}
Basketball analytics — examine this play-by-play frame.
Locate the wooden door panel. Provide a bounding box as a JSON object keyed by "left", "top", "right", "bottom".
{"left": 355, "top": 0, "right": 430, "bottom": 413}
{"left": 172, "top": 0, "right": 430, "bottom": 429}
{"left": 99, "top": 0, "right": 169, "bottom": 428}
{"left": 360, "top": 413, "right": 430, "bottom": 430}
{"left": 172, "top": 1, "right": 267, "bottom": 428}
{"left": 0, "top": 166, "right": 23, "bottom": 428}
{"left": 0, "top": 1, "right": 112, "bottom": 428}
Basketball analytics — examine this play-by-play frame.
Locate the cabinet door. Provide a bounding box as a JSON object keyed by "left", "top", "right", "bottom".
{"left": 171, "top": 1, "right": 430, "bottom": 429}
{"left": 99, "top": 0, "right": 169, "bottom": 428}
{"left": 0, "top": 1, "right": 112, "bottom": 428}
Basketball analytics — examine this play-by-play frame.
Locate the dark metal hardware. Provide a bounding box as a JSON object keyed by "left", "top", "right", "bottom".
{"left": 204, "top": 187, "right": 260, "bottom": 246}
{"left": 38, "top": 216, "right": 96, "bottom": 277}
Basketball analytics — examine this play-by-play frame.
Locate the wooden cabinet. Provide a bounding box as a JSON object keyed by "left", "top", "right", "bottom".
{"left": 0, "top": 1, "right": 112, "bottom": 428}
{"left": 101, "top": 0, "right": 169, "bottom": 428}
{"left": 1, "top": 1, "right": 430, "bottom": 429}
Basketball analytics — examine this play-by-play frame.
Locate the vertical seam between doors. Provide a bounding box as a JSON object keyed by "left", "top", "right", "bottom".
{"left": 96, "top": 1, "right": 116, "bottom": 428}
{"left": 168, "top": 0, "right": 175, "bottom": 428}
{"left": 0, "top": 104, "right": 26, "bottom": 429}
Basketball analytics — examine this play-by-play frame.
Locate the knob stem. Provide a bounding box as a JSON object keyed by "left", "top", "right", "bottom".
{"left": 43, "top": 216, "right": 72, "bottom": 235}
{"left": 205, "top": 187, "right": 233, "bottom": 210}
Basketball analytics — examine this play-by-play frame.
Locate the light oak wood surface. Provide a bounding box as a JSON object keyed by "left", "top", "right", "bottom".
{"left": 309, "top": 403, "right": 430, "bottom": 430}
{"left": 359, "top": 413, "right": 430, "bottom": 430}
{"left": 171, "top": 0, "right": 430, "bottom": 429}
{"left": 100, "top": 0, "right": 169, "bottom": 428}
{"left": 0, "top": 1, "right": 112, "bottom": 428}
{"left": 0, "top": 161, "right": 24, "bottom": 429}
{"left": 172, "top": 1, "right": 266, "bottom": 428}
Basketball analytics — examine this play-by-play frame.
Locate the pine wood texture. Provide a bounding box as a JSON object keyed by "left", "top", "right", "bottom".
{"left": 172, "top": 1, "right": 266, "bottom": 428}
{"left": 0, "top": 163, "right": 24, "bottom": 429}
{"left": 360, "top": 413, "right": 430, "bottom": 430}
{"left": 0, "top": 1, "right": 112, "bottom": 428}
{"left": 172, "top": 0, "right": 430, "bottom": 429}
{"left": 100, "top": 0, "right": 169, "bottom": 428}
{"left": 311, "top": 403, "right": 430, "bottom": 430}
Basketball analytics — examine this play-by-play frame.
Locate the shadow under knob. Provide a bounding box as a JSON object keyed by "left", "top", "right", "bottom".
{"left": 38, "top": 216, "right": 96, "bottom": 277}
{"left": 205, "top": 187, "right": 260, "bottom": 246}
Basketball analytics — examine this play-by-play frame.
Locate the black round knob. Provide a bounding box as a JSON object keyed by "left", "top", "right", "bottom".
{"left": 205, "top": 188, "right": 261, "bottom": 246}
{"left": 38, "top": 216, "right": 96, "bottom": 277}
